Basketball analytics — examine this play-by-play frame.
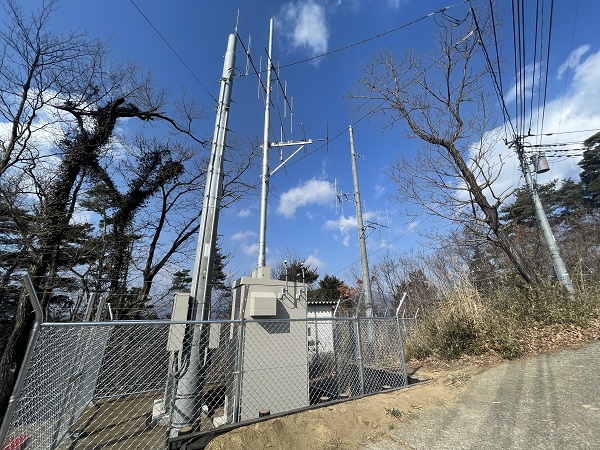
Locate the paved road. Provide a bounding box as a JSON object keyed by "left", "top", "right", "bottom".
{"left": 369, "top": 342, "right": 600, "bottom": 450}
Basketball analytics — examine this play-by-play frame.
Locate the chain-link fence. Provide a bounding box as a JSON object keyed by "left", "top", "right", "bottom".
{"left": 1, "top": 316, "right": 407, "bottom": 450}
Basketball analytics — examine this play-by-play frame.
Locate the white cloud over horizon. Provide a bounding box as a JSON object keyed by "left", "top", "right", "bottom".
{"left": 277, "top": 178, "right": 336, "bottom": 218}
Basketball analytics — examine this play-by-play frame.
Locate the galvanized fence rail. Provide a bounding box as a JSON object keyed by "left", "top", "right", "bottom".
{"left": 0, "top": 316, "right": 408, "bottom": 450}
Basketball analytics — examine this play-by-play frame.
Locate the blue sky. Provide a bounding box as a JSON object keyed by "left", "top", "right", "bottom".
{"left": 15, "top": 0, "right": 600, "bottom": 283}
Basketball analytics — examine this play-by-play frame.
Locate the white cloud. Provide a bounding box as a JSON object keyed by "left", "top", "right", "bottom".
{"left": 279, "top": 0, "right": 329, "bottom": 56}
{"left": 237, "top": 208, "right": 252, "bottom": 218}
{"left": 230, "top": 230, "right": 261, "bottom": 258}
{"left": 557, "top": 45, "right": 591, "bottom": 79}
{"left": 324, "top": 212, "right": 375, "bottom": 246}
{"left": 374, "top": 184, "right": 386, "bottom": 199}
{"left": 231, "top": 230, "right": 257, "bottom": 242}
{"left": 407, "top": 220, "right": 419, "bottom": 232}
{"left": 242, "top": 243, "right": 259, "bottom": 256}
{"left": 475, "top": 47, "right": 600, "bottom": 205}
{"left": 306, "top": 254, "right": 325, "bottom": 270}
{"left": 387, "top": 0, "right": 406, "bottom": 8}
{"left": 504, "top": 62, "right": 542, "bottom": 105}
{"left": 277, "top": 178, "right": 336, "bottom": 218}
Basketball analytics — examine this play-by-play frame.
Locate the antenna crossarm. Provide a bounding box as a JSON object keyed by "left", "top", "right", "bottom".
{"left": 271, "top": 139, "right": 313, "bottom": 148}
{"left": 270, "top": 141, "right": 310, "bottom": 176}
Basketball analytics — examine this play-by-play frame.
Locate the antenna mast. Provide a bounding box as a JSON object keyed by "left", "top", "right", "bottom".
{"left": 256, "top": 18, "right": 316, "bottom": 271}
{"left": 257, "top": 18, "right": 274, "bottom": 270}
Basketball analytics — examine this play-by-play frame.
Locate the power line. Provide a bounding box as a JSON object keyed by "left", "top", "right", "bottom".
{"left": 278, "top": 23, "right": 490, "bottom": 174}
{"left": 527, "top": 128, "right": 600, "bottom": 137}
{"left": 333, "top": 218, "right": 423, "bottom": 278}
{"left": 528, "top": 0, "right": 540, "bottom": 133}
{"left": 244, "top": 1, "right": 470, "bottom": 74}
{"left": 538, "top": 0, "right": 555, "bottom": 140}
{"left": 128, "top": 0, "right": 218, "bottom": 103}
{"left": 470, "top": 1, "right": 516, "bottom": 138}
{"left": 554, "top": 0, "right": 581, "bottom": 143}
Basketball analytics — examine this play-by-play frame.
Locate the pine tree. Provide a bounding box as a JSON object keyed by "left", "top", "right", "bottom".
{"left": 581, "top": 132, "right": 600, "bottom": 207}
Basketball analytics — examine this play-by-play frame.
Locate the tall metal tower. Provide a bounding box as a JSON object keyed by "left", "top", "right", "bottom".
{"left": 170, "top": 32, "right": 237, "bottom": 436}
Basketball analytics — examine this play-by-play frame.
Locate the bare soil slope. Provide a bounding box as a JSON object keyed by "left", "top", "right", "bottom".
{"left": 205, "top": 319, "right": 600, "bottom": 450}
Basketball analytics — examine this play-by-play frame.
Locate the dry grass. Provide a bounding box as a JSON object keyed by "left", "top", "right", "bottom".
{"left": 404, "top": 274, "right": 600, "bottom": 362}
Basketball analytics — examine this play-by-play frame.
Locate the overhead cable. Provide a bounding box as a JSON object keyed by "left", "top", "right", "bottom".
{"left": 244, "top": 0, "right": 470, "bottom": 74}
{"left": 128, "top": 0, "right": 218, "bottom": 103}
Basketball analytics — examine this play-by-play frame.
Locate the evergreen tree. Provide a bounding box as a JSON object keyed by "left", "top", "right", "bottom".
{"left": 501, "top": 179, "right": 586, "bottom": 227}
{"left": 311, "top": 274, "right": 346, "bottom": 301}
{"left": 581, "top": 132, "right": 600, "bottom": 207}
{"left": 170, "top": 269, "right": 192, "bottom": 292}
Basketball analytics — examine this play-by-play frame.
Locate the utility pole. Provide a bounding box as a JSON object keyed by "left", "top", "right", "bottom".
{"left": 514, "top": 138, "right": 575, "bottom": 296}
{"left": 170, "top": 32, "right": 236, "bottom": 436}
{"left": 349, "top": 125, "right": 374, "bottom": 317}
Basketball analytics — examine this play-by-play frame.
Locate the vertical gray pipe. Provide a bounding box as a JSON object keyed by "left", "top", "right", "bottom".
{"left": 257, "top": 18, "right": 274, "bottom": 269}
{"left": 170, "top": 33, "right": 236, "bottom": 436}
{"left": 354, "top": 317, "right": 365, "bottom": 395}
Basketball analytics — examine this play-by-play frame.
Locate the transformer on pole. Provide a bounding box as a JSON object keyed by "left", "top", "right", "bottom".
{"left": 513, "top": 138, "right": 575, "bottom": 297}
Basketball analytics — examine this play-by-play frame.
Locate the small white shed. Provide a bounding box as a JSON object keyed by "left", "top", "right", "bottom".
{"left": 307, "top": 299, "right": 338, "bottom": 357}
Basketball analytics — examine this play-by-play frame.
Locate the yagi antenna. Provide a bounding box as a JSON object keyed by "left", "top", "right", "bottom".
{"left": 284, "top": 81, "right": 287, "bottom": 118}
{"left": 258, "top": 55, "right": 262, "bottom": 99}
{"left": 245, "top": 35, "right": 251, "bottom": 76}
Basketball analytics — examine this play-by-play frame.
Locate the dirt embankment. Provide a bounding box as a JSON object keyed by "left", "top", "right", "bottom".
{"left": 206, "top": 319, "right": 600, "bottom": 450}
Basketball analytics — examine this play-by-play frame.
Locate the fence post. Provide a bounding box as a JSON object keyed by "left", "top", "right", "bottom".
{"left": 354, "top": 316, "right": 365, "bottom": 395}
{"left": 394, "top": 317, "right": 408, "bottom": 386}
{"left": 332, "top": 319, "right": 342, "bottom": 397}
{"left": 232, "top": 317, "right": 245, "bottom": 423}
{"left": 0, "top": 274, "right": 44, "bottom": 447}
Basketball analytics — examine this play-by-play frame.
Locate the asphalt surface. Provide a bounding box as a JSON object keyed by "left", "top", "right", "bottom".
{"left": 368, "top": 341, "right": 600, "bottom": 450}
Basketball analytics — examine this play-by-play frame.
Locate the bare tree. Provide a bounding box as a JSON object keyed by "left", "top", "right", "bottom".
{"left": 0, "top": 0, "right": 209, "bottom": 414}
{"left": 0, "top": 0, "right": 107, "bottom": 179}
{"left": 131, "top": 136, "right": 260, "bottom": 310}
{"left": 352, "top": 7, "right": 539, "bottom": 286}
